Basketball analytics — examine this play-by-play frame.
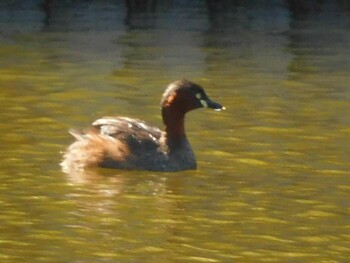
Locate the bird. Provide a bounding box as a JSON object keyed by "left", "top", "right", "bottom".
{"left": 61, "top": 79, "right": 224, "bottom": 172}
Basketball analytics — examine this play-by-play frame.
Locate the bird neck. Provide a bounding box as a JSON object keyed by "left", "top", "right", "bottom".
{"left": 162, "top": 107, "right": 187, "bottom": 147}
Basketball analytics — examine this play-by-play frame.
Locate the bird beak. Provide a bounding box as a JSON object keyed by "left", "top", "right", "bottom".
{"left": 204, "top": 98, "right": 225, "bottom": 111}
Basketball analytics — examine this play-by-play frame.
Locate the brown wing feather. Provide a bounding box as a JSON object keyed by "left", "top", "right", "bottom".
{"left": 92, "top": 117, "right": 162, "bottom": 150}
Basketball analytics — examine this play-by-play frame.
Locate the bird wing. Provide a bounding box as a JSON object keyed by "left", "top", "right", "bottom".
{"left": 92, "top": 116, "right": 162, "bottom": 151}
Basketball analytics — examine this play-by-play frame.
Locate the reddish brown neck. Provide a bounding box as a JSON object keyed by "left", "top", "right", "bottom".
{"left": 162, "top": 107, "right": 187, "bottom": 146}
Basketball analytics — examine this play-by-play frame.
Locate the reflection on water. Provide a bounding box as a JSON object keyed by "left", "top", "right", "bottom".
{"left": 0, "top": 0, "right": 350, "bottom": 262}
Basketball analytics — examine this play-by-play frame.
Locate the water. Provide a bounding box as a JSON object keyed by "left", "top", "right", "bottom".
{"left": 0, "top": 0, "right": 349, "bottom": 262}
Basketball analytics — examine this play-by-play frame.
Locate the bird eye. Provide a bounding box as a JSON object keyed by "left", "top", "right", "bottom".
{"left": 195, "top": 93, "right": 202, "bottom": 99}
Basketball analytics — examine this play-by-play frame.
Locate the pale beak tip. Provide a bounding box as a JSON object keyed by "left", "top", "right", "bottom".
{"left": 214, "top": 106, "right": 225, "bottom": 112}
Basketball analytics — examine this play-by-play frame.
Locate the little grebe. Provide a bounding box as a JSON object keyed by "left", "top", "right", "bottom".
{"left": 61, "top": 79, "right": 224, "bottom": 172}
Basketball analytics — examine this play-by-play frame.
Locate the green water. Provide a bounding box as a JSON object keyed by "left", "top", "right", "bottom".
{"left": 0, "top": 1, "right": 349, "bottom": 262}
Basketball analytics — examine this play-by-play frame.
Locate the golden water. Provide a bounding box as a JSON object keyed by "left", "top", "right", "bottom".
{"left": 0, "top": 1, "right": 349, "bottom": 262}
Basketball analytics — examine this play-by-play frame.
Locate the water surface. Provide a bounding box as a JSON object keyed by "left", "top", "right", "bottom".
{"left": 0, "top": 1, "right": 349, "bottom": 262}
